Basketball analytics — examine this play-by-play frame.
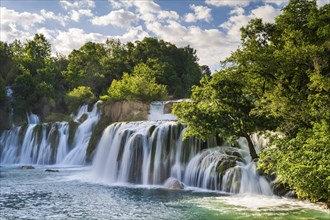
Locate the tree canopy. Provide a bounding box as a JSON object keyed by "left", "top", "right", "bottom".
{"left": 173, "top": 0, "right": 329, "bottom": 203}
{"left": 0, "top": 36, "right": 203, "bottom": 117}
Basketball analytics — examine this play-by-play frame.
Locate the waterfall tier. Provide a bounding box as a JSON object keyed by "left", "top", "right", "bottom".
{"left": 91, "top": 121, "right": 272, "bottom": 195}
{"left": 0, "top": 101, "right": 272, "bottom": 195}
{"left": 0, "top": 102, "right": 100, "bottom": 165}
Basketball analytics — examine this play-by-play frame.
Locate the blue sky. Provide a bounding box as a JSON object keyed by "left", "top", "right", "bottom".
{"left": 1, "top": 0, "right": 328, "bottom": 71}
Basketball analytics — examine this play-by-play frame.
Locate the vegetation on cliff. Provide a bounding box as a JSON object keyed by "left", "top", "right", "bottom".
{"left": 173, "top": 0, "right": 329, "bottom": 204}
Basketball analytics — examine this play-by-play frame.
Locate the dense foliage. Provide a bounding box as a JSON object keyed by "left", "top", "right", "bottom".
{"left": 174, "top": 0, "right": 329, "bottom": 203}
{"left": 64, "top": 86, "right": 96, "bottom": 113}
{"left": 0, "top": 36, "right": 203, "bottom": 121}
{"left": 104, "top": 64, "right": 168, "bottom": 102}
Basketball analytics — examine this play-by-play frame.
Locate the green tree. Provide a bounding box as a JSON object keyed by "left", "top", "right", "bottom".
{"left": 22, "top": 33, "right": 51, "bottom": 76}
{"left": 174, "top": 0, "right": 329, "bottom": 203}
{"left": 62, "top": 42, "right": 107, "bottom": 95}
{"left": 64, "top": 86, "right": 96, "bottom": 113}
{"left": 130, "top": 38, "right": 202, "bottom": 98}
{"left": 259, "top": 120, "right": 330, "bottom": 202}
{"left": 173, "top": 69, "right": 274, "bottom": 160}
{"left": 105, "top": 63, "right": 168, "bottom": 102}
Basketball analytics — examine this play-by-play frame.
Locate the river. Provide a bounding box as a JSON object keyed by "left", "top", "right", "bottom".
{"left": 1, "top": 166, "right": 329, "bottom": 219}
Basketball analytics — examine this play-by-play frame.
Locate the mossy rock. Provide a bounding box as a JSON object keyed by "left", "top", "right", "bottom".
{"left": 44, "top": 113, "right": 72, "bottom": 123}
{"left": 216, "top": 158, "right": 237, "bottom": 176}
{"left": 68, "top": 121, "right": 79, "bottom": 147}
{"left": 78, "top": 113, "right": 88, "bottom": 123}
{"left": 20, "top": 165, "right": 35, "bottom": 170}
{"left": 85, "top": 116, "right": 112, "bottom": 163}
{"left": 272, "top": 179, "right": 292, "bottom": 196}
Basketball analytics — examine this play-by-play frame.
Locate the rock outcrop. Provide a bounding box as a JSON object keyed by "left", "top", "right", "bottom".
{"left": 19, "top": 165, "right": 35, "bottom": 170}
{"left": 164, "top": 177, "right": 185, "bottom": 190}
{"left": 100, "top": 101, "right": 150, "bottom": 122}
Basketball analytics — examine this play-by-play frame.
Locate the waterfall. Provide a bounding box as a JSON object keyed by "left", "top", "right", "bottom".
{"left": 0, "top": 102, "right": 100, "bottom": 165}
{"left": 91, "top": 121, "right": 272, "bottom": 195}
{"left": 148, "top": 101, "right": 177, "bottom": 121}
{"left": 61, "top": 101, "right": 101, "bottom": 165}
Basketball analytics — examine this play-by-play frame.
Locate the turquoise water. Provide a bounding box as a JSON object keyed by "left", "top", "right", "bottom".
{"left": 0, "top": 166, "right": 329, "bottom": 219}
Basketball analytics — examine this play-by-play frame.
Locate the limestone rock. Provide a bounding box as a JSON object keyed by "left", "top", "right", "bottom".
{"left": 101, "top": 101, "right": 150, "bottom": 122}
{"left": 164, "top": 177, "right": 185, "bottom": 190}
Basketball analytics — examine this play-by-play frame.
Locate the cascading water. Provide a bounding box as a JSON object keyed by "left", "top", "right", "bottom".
{"left": 148, "top": 101, "right": 177, "bottom": 121}
{"left": 0, "top": 102, "right": 100, "bottom": 165}
{"left": 91, "top": 121, "right": 272, "bottom": 195}
{"left": 61, "top": 101, "right": 101, "bottom": 165}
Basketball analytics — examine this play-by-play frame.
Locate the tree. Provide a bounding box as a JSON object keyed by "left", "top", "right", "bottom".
{"left": 62, "top": 42, "right": 107, "bottom": 95}
{"left": 173, "top": 0, "right": 329, "bottom": 203}
{"left": 173, "top": 69, "right": 274, "bottom": 160}
{"left": 64, "top": 86, "right": 96, "bottom": 113}
{"left": 259, "top": 120, "right": 330, "bottom": 203}
{"left": 22, "top": 33, "right": 52, "bottom": 76}
{"left": 104, "top": 63, "right": 168, "bottom": 102}
{"left": 130, "top": 38, "right": 202, "bottom": 98}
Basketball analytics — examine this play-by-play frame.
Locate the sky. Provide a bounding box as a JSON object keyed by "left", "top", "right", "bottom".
{"left": 1, "top": 0, "right": 329, "bottom": 71}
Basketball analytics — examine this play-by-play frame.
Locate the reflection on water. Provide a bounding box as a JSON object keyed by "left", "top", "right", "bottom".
{"left": 0, "top": 166, "right": 329, "bottom": 219}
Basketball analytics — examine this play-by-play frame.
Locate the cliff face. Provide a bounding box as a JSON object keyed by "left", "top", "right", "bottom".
{"left": 100, "top": 101, "right": 150, "bottom": 122}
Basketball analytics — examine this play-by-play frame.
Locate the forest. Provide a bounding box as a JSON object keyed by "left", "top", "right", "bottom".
{"left": 0, "top": 0, "right": 329, "bottom": 206}
{"left": 0, "top": 36, "right": 207, "bottom": 125}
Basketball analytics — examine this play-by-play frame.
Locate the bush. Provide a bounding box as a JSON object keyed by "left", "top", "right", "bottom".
{"left": 259, "top": 120, "right": 330, "bottom": 203}
{"left": 65, "top": 86, "right": 96, "bottom": 113}
{"left": 106, "top": 64, "right": 168, "bottom": 102}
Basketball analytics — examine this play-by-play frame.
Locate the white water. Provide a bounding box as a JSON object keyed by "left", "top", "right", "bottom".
{"left": 91, "top": 121, "right": 272, "bottom": 195}
{"left": 0, "top": 103, "right": 100, "bottom": 165}
{"left": 61, "top": 101, "right": 101, "bottom": 165}
{"left": 148, "top": 101, "right": 177, "bottom": 120}
{"left": 1, "top": 100, "right": 272, "bottom": 196}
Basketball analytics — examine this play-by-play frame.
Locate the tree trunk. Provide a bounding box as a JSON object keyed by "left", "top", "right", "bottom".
{"left": 243, "top": 134, "right": 258, "bottom": 160}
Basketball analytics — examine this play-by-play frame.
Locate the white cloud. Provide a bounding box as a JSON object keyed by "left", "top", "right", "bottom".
{"left": 53, "top": 28, "right": 106, "bottom": 54}
{"left": 134, "top": 0, "right": 161, "bottom": 14}
{"left": 157, "top": 11, "right": 179, "bottom": 21}
{"left": 1, "top": 7, "right": 45, "bottom": 29}
{"left": 185, "top": 4, "right": 212, "bottom": 23}
{"left": 70, "top": 9, "right": 93, "bottom": 22}
{"left": 0, "top": 7, "right": 44, "bottom": 42}
{"left": 263, "top": 0, "right": 288, "bottom": 6}
{"left": 115, "top": 26, "right": 150, "bottom": 43}
{"left": 317, "top": 0, "right": 329, "bottom": 7}
{"left": 145, "top": 20, "right": 232, "bottom": 67}
{"left": 60, "top": 0, "right": 95, "bottom": 10}
{"left": 91, "top": 9, "right": 137, "bottom": 28}
{"left": 40, "top": 9, "right": 68, "bottom": 26}
{"left": 250, "top": 5, "right": 280, "bottom": 23}
{"left": 220, "top": 5, "right": 280, "bottom": 42}
{"left": 108, "top": 0, "right": 134, "bottom": 9}
{"left": 205, "top": 0, "right": 255, "bottom": 7}
{"left": 59, "top": 0, "right": 95, "bottom": 22}
{"left": 51, "top": 26, "right": 149, "bottom": 55}
{"left": 229, "top": 7, "right": 244, "bottom": 15}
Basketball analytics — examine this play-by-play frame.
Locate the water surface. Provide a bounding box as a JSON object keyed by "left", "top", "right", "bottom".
{"left": 0, "top": 166, "right": 329, "bottom": 219}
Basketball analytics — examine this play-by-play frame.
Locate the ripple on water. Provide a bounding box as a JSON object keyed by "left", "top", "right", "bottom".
{"left": 0, "top": 166, "right": 329, "bottom": 220}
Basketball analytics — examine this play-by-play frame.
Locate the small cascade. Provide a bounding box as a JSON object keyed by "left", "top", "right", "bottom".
{"left": 0, "top": 102, "right": 101, "bottom": 165}
{"left": 91, "top": 121, "right": 273, "bottom": 195}
{"left": 27, "top": 113, "right": 41, "bottom": 124}
{"left": 61, "top": 101, "right": 101, "bottom": 165}
{"left": 148, "top": 101, "right": 177, "bottom": 121}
